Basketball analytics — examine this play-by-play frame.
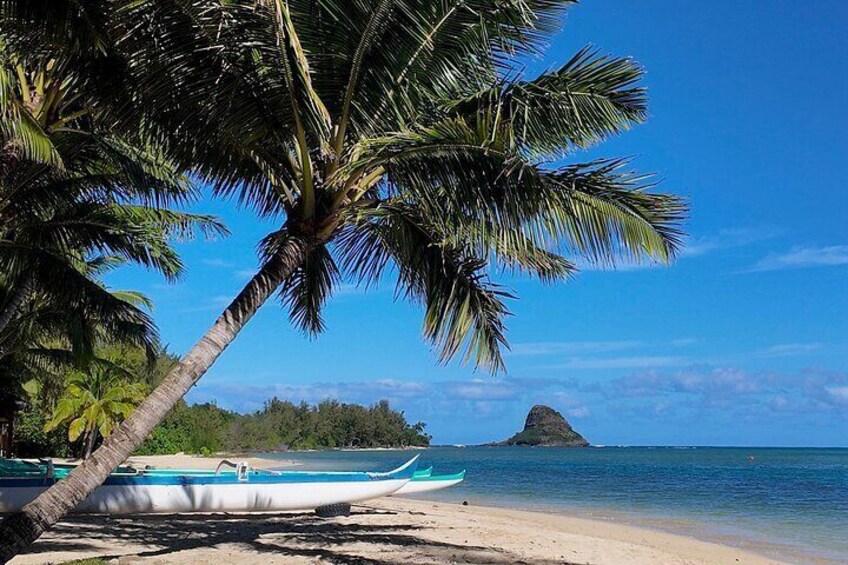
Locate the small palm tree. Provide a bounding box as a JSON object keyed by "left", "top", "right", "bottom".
{"left": 0, "top": 1, "right": 687, "bottom": 556}
{"left": 45, "top": 365, "right": 147, "bottom": 459}
{"left": 0, "top": 256, "right": 178, "bottom": 465}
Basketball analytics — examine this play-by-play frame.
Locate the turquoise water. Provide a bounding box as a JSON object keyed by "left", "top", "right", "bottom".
{"left": 262, "top": 446, "right": 848, "bottom": 563}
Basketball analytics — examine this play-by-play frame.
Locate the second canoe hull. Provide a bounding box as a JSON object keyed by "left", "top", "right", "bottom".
{"left": 394, "top": 471, "right": 465, "bottom": 496}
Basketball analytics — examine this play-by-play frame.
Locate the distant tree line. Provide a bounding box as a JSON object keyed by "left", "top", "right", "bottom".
{"left": 15, "top": 397, "right": 430, "bottom": 457}
{"left": 136, "top": 398, "right": 430, "bottom": 455}
{"left": 11, "top": 344, "right": 429, "bottom": 457}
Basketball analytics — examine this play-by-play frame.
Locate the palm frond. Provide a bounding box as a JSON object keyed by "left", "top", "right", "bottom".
{"left": 277, "top": 244, "right": 339, "bottom": 336}
{"left": 0, "top": 64, "right": 63, "bottom": 168}
{"left": 336, "top": 203, "right": 512, "bottom": 372}
{"left": 344, "top": 0, "right": 576, "bottom": 138}
{"left": 341, "top": 116, "right": 685, "bottom": 269}
{"left": 544, "top": 159, "right": 688, "bottom": 265}
{"left": 272, "top": 0, "right": 332, "bottom": 148}
{"left": 446, "top": 46, "right": 648, "bottom": 158}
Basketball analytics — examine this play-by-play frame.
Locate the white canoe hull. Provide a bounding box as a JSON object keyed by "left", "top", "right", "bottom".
{"left": 0, "top": 478, "right": 409, "bottom": 514}
{"left": 0, "top": 456, "right": 418, "bottom": 515}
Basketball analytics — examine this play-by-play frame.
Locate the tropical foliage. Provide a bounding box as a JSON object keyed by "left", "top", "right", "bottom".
{"left": 11, "top": 343, "right": 178, "bottom": 459}
{"left": 0, "top": 0, "right": 226, "bottom": 422}
{"left": 11, "top": 340, "right": 429, "bottom": 457}
{"left": 45, "top": 365, "right": 147, "bottom": 458}
{"left": 10, "top": 408, "right": 71, "bottom": 459}
{"left": 112, "top": 0, "right": 686, "bottom": 371}
{"left": 136, "top": 398, "right": 430, "bottom": 455}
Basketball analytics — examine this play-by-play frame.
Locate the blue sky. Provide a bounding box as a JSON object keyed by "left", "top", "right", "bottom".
{"left": 109, "top": 1, "right": 848, "bottom": 447}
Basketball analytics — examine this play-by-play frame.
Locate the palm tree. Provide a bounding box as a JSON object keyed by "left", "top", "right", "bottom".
{"left": 45, "top": 363, "right": 147, "bottom": 459}
{"left": 0, "top": 28, "right": 227, "bottom": 338}
{"left": 0, "top": 257, "right": 153, "bottom": 464}
{"left": 1, "top": 255, "right": 165, "bottom": 402}
{"left": 0, "top": 1, "right": 687, "bottom": 557}
{"left": 0, "top": 1, "right": 227, "bottom": 553}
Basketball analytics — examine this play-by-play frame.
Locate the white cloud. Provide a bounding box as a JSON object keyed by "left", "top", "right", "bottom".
{"left": 447, "top": 381, "right": 517, "bottom": 401}
{"left": 670, "top": 338, "right": 700, "bottom": 347}
{"left": 185, "top": 366, "right": 848, "bottom": 443}
{"left": 747, "top": 245, "right": 848, "bottom": 272}
{"left": 202, "top": 258, "right": 234, "bottom": 268}
{"left": 546, "top": 356, "right": 690, "bottom": 370}
{"left": 567, "top": 406, "right": 591, "bottom": 418}
{"left": 758, "top": 343, "right": 822, "bottom": 357}
{"left": 509, "top": 341, "right": 643, "bottom": 356}
{"left": 681, "top": 227, "right": 778, "bottom": 257}
{"left": 607, "top": 367, "right": 848, "bottom": 418}
{"left": 826, "top": 386, "right": 848, "bottom": 405}
{"left": 180, "top": 294, "right": 232, "bottom": 313}
{"left": 612, "top": 367, "right": 762, "bottom": 398}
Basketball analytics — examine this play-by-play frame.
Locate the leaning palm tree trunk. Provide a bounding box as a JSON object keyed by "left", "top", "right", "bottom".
{"left": 0, "top": 235, "right": 314, "bottom": 561}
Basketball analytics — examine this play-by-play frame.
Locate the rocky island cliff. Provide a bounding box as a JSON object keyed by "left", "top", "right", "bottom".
{"left": 496, "top": 405, "right": 589, "bottom": 447}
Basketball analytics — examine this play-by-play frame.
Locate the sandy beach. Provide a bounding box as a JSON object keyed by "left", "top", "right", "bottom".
{"left": 9, "top": 497, "right": 790, "bottom": 565}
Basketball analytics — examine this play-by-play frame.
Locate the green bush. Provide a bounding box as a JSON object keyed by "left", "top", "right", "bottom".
{"left": 15, "top": 395, "right": 430, "bottom": 457}
{"left": 135, "top": 426, "right": 182, "bottom": 456}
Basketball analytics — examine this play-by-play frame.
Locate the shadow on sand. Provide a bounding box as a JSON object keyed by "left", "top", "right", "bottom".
{"left": 23, "top": 506, "right": 579, "bottom": 564}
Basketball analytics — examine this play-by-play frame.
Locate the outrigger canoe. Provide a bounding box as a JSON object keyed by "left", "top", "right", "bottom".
{"left": 394, "top": 469, "right": 465, "bottom": 495}
{"left": 0, "top": 456, "right": 418, "bottom": 514}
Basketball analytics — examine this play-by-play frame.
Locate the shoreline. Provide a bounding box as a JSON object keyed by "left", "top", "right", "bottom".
{"left": 134, "top": 453, "right": 825, "bottom": 563}
{"left": 409, "top": 492, "right": 834, "bottom": 564}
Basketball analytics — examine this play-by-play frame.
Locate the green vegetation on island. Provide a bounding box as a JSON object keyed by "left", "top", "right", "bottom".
{"left": 138, "top": 398, "right": 430, "bottom": 454}
{"left": 498, "top": 405, "right": 589, "bottom": 447}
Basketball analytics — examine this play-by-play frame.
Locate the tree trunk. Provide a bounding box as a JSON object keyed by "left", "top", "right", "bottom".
{"left": 0, "top": 234, "right": 314, "bottom": 562}
{"left": 0, "top": 273, "right": 33, "bottom": 338}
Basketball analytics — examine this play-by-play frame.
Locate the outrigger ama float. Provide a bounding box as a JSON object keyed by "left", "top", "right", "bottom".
{"left": 0, "top": 456, "right": 419, "bottom": 514}
{"left": 395, "top": 468, "right": 466, "bottom": 496}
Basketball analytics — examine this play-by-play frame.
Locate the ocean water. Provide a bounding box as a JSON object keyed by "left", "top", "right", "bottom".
{"left": 262, "top": 446, "right": 848, "bottom": 564}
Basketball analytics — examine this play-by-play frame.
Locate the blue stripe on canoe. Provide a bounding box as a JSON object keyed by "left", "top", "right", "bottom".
{"left": 1, "top": 474, "right": 379, "bottom": 487}
{"left": 0, "top": 456, "right": 419, "bottom": 487}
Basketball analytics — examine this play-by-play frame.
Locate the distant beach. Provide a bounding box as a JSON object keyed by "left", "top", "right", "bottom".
{"left": 126, "top": 452, "right": 301, "bottom": 470}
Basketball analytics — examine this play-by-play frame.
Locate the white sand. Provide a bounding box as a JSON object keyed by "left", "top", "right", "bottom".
{"left": 10, "top": 498, "right": 796, "bottom": 565}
